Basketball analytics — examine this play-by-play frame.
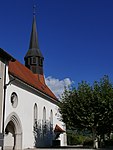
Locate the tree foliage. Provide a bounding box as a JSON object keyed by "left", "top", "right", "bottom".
{"left": 59, "top": 75, "right": 113, "bottom": 147}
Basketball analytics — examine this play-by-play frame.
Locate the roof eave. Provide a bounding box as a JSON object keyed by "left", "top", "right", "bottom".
{"left": 9, "top": 73, "right": 58, "bottom": 103}
{"left": 0, "top": 48, "right": 15, "bottom": 62}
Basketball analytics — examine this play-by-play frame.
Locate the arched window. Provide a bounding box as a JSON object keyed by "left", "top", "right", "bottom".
{"left": 34, "top": 103, "right": 38, "bottom": 124}
{"left": 43, "top": 107, "right": 46, "bottom": 124}
{"left": 50, "top": 110, "right": 53, "bottom": 125}
{"left": 50, "top": 109, "right": 53, "bottom": 133}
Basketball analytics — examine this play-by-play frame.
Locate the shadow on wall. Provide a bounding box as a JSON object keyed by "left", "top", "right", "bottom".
{"left": 33, "top": 119, "right": 54, "bottom": 147}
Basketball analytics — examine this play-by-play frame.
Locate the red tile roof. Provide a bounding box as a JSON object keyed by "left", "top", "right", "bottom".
{"left": 8, "top": 60, "right": 57, "bottom": 100}
{"left": 54, "top": 124, "right": 65, "bottom": 133}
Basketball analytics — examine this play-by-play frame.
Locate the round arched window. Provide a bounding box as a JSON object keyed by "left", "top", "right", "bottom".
{"left": 11, "top": 92, "right": 18, "bottom": 108}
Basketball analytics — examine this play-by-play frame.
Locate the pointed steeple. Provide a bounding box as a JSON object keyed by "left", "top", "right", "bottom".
{"left": 24, "top": 8, "right": 44, "bottom": 83}
{"left": 29, "top": 5, "right": 40, "bottom": 51}
{"left": 26, "top": 15, "right": 43, "bottom": 58}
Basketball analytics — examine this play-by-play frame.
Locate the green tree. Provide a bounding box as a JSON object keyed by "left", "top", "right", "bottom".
{"left": 95, "top": 76, "right": 113, "bottom": 138}
{"left": 59, "top": 75, "right": 113, "bottom": 148}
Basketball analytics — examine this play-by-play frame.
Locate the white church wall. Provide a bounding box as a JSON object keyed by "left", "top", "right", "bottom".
{"left": 4, "top": 75, "right": 66, "bottom": 149}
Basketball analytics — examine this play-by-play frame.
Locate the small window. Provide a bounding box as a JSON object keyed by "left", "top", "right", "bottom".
{"left": 11, "top": 92, "right": 18, "bottom": 108}
{"left": 28, "top": 58, "right": 31, "bottom": 64}
{"left": 31, "top": 57, "right": 37, "bottom": 65}
{"left": 39, "top": 58, "right": 43, "bottom": 67}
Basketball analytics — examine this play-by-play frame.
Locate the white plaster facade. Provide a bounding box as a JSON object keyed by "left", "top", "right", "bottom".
{"left": 3, "top": 72, "right": 67, "bottom": 149}
{"left": 0, "top": 49, "right": 67, "bottom": 150}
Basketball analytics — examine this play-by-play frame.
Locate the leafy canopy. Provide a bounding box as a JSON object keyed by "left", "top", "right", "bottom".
{"left": 59, "top": 75, "right": 113, "bottom": 136}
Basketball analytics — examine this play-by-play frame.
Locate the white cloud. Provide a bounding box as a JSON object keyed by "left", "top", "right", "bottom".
{"left": 45, "top": 76, "right": 73, "bottom": 98}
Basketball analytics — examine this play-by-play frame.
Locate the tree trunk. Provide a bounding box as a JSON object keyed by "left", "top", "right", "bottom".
{"left": 92, "top": 127, "right": 98, "bottom": 149}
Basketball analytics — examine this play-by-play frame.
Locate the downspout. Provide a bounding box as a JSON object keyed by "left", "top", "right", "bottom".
{"left": 1, "top": 63, "right": 15, "bottom": 150}
{"left": 1, "top": 63, "right": 7, "bottom": 150}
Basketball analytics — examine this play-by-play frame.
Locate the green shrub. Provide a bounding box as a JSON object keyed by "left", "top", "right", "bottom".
{"left": 83, "top": 138, "right": 93, "bottom": 147}
{"left": 67, "top": 132, "right": 87, "bottom": 145}
{"left": 104, "top": 139, "right": 113, "bottom": 147}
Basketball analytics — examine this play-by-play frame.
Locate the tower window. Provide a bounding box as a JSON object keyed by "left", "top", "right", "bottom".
{"left": 28, "top": 58, "right": 31, "bottom": 64}
{"left": 39, "top": 58, "right": 43, "bottom": 66}
{"left": 31, "top": 57, "right": 37, "bottom": 65}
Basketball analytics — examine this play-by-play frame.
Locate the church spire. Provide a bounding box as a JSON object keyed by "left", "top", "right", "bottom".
{"left": 24, "top": 6, "right": 44, "bottom": 83}
{"left": 28, "top": 5, "right": 43, "bottom": 57}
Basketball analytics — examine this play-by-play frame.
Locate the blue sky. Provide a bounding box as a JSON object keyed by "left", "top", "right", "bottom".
{"left": 0, "top": 0, "right": 113, "bottom": 96}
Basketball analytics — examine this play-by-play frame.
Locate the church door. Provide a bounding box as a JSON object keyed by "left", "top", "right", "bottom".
{"left": 4, "top": 121, "right": 15, "bottom": 150}
{"left": 4, "top": 113, "right": 22, "bottom": 150}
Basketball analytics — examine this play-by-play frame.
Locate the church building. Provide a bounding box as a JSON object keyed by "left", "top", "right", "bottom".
{"left": 0, "top": 12, "right": 67, "bottom": 150}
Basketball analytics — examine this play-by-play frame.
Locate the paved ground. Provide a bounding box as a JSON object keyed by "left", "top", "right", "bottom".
{"left": 24, "top": 147, "right": 113, "bottom": 150}
{"left": 26, "top": 148, "right": 113, "bottom": 150}
{"left": 26, "top": 149, "right": 94, "bottom": 150}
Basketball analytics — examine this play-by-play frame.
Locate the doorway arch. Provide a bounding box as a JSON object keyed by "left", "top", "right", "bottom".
{"left": 4, "top": 112, "right": 22, "bottom": 150}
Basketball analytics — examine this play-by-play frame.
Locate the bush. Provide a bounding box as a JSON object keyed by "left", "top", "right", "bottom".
{"left": 104, "top": 139, "right": 113, "bottom": 147}
{"left": 67, "top": 132, "right": 86, "bottom": 145}
{"left": 83, "top": 138, "right": 93, "bottom": 147}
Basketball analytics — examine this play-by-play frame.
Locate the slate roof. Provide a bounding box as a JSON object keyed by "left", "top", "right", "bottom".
{"left": 8, "top": 59, "right": 57, "bottom": 100}
{"left": 24, "top": 15, "right": 43, "bottom": 59}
